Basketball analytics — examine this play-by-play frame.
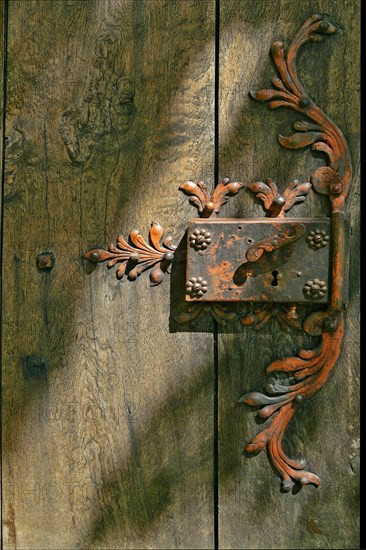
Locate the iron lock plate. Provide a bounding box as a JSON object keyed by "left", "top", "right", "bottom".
{"left": 186, "top": 218, "right": 332, "bottom": 303}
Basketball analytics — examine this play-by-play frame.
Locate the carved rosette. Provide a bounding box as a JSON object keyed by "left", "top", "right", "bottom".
{"left": 242, "top": 14, "right": 352, "bottom": 491}
{"left": 189, "top": 228, "right": 212, "bottom": 251}
{"left": 84, "top": 222, "right": 176, "bottom": 286}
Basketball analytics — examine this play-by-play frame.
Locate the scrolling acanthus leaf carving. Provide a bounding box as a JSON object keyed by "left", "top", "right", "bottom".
{"left": 179, "top": 178, "right": 244, "bottom": 217}
{"left": 84, "top": 222, "right": 176, "bottom": 286}
{"left": 243, "top": 14, "right": 352, "bottom": 491}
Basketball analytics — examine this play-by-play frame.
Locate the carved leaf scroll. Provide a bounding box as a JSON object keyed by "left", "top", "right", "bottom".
{"left": 179, "top": 178, "right": 243, "bottom": 217}
{"left": 240, "top": 304, "right": 301, "bottom": 332}
{"left": 173, "top": 302, "right": 242, "bottom": 326}
{"left": 250, "top": 14, "right": 352, "bottom": 206}
{"left": 84, "top": 222, "right": 176, "bottom": 285}
{"left": 248, "top": 178, "right": 311, "bottom": 217}
{"left": 245, "top": 15, "right": 352, "bottom": 490}
{"left": 173, "top": 303, "right": 301, "bottom": 331}
{"left": 241, "top": 319, "right": 343, "bottom": 491}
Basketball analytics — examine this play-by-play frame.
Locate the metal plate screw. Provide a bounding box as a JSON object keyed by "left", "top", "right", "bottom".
{"left": 303, "top": 278, "right": 327, "bottom": 300}
{"left": 186, "top": 277, "right": 208, "bottom": 298}
{"left": 306, "top": 229, "right": 330, "bottom": 250}
{"left": 189, "top": 228, "right": 212, "bottom": 251}
{"left": 37, "top": 252, "right": 55, "bottom": 270}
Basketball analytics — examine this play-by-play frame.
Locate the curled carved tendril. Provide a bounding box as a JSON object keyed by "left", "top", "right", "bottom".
{"left": 240, "top": 317, "right": 344, "bottom": 491}
{"left": 179, "top": 178, "right": 244, "bottom": 217}
{"left": 84, "top": 221, "right": 176, "bottom": 285}
{"left": 250, "top": 14, "right": 352, "bottom": 205}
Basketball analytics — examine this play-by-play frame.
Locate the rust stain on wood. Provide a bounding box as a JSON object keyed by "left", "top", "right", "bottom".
{"left": 3, "top": 503, "right": 17, "bottom": 548}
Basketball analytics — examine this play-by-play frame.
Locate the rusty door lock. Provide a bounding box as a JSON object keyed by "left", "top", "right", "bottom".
{"left": 84, "top": 16, "right": 352, "bottom": 492}
{"left": 186, "top": 217, "right": 337, "bottom": 303}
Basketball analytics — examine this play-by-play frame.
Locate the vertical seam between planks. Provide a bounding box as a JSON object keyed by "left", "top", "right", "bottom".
{"left": 213, "top": 0, "right": 220, "bottom": 549}
{"left": 213, "top": 321, "right": 219, "bottom": 550}
{"left": 214, "top": 0, "right": 220, "bottom": 189}
{"left": 0, "top": 1, "right": 10, "bottom": 547}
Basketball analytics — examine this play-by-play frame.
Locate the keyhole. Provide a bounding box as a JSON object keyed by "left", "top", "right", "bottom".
{"left": 271, "top": 270, "right": 279, "bottom": 286}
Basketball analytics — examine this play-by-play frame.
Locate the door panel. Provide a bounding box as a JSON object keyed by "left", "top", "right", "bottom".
{"left": 218, "top": 1, "right": 359, "bottom": 548}
{"left": 2, "top": 1, "right": 215, "bottom": 548}
{"left": 2, "top": 0, "right": 359, "bottom": 549}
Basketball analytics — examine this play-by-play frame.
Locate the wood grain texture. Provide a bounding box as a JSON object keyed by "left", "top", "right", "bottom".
{"left": 0, "top": 0, "right": 4, "bottom": 220}
{"left": 218, "top": 1, "right": 359, "bottom": 548}
{"left": 2, "top": 1, "right": 215, "bottom": 548}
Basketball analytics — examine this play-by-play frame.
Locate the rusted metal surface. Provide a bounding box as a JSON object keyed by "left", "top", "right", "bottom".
{"left": 240, "top": 317, "right": 344, "bottom": 491}
{"left": 84, "top": 221, "right": 176, "bottom": 285}
{"left": 330, "top": 211, "right": 348, "bottom": 311}
{"left": 186, "top": 218, "right": 330, "bottom": 303}
{"left": 242, "top": 14, "right": 352, "bottom": 492}
{"left": 36, "top": 252, "right": 55, "bottom": 270}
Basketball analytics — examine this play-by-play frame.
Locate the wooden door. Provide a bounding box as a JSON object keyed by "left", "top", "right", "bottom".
{"left": 1, "top": 1, "right": 359, "bottom": 549}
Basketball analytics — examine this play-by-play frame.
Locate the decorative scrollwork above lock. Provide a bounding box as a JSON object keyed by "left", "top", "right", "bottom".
{"left": 179, "top": 178, "right": 244, "bottom": 218}
{"left": 83, "top": 14, "right": 351, "bottom": 493}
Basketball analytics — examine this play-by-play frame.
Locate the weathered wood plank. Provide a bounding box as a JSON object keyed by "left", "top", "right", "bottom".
{"left": 0, "top": 0, "right": 6, "bottom": 536}
{"left": 0, "top": 0, "right": 5, "bottom": 223}
{"left": 2, "top": 1, "right": 215, "bottom": 548}
{"left": 218, "top": 1, "right": 359, "bottom": 548}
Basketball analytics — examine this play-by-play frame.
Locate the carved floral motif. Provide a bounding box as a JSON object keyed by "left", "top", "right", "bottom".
{"left": 248, "top": 178, "right": 311, "bottom": 217}
{"left": 173, "top": 302, "right": 301, "bottom": 331}
{"left": 84, "top": 222, "right": 176, "bottom": 286}
{"left": 179, "top": 178, "right": 243, "bottom": 217}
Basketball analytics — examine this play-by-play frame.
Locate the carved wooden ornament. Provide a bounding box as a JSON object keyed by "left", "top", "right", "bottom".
{"left": 84, "top": 15, "right": 351, "bottom": 492}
